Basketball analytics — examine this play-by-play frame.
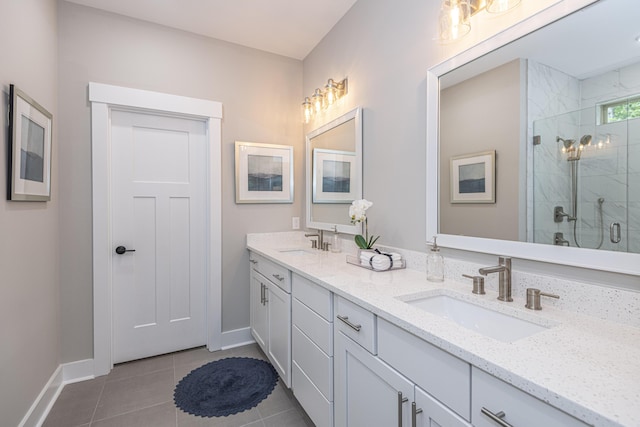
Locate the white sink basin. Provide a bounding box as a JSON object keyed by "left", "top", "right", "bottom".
{"left": 405, "top": 295, "right": 549, "bottom": 342}
{"left": 278, "top": 248, "right": 316, "bottom": 256}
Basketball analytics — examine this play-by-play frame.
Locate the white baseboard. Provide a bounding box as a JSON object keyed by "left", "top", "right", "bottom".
{"left": 18, "top": 359, "right": 96, "bottom": 427}
{"left": 18, "top": 366, "right": 63, "bottom": 427}
{"left": 62, "top": 359, "right": 95, "bottom": 385}
{"left": 220, "top": 327, "right": 254, "bottom": 350}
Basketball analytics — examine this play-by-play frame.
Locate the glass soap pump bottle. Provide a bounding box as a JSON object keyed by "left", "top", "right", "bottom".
{"left": 427, "top": 236, "right": 444, "bottom": 282}
{"left": 330, "top": 225, "right": 342, "bottom": 253}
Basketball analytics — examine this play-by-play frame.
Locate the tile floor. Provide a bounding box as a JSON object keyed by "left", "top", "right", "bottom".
{"left": 43, "top": 344, "right": 315, "bottom": 427}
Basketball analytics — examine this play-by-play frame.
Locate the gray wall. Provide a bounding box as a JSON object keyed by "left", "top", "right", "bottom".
{"left": 440, "top": 60, "right": 522, "bottom": 241}
{"left": 0, "top": 1, "right": 60, "bottom": 425}
{"left": 57, "top": 1, "right": 303, "bottom": 362}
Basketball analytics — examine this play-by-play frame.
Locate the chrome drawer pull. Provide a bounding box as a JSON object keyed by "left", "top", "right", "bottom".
{"left": 411, "top": 402, "right": 423, "bottom": 427}
{"left": 397, "top": 392, "right": 408, "bottom": 427}
{"left": 481, "top": 407, "right": 513, "bottom": 427}
{"left": 337, "top": 315, "right": 362, "bottom": 332}
{"left": 272, "top": 273, "right": 285, "bottom": 281}
{"left": 249, "top": 259, "right": 258, "bottom": 264}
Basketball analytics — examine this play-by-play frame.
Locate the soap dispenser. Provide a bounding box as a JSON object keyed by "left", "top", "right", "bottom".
{"left": 330, "top": 225, "right": 342, "bottom": 253}
{"left": 427, "top": 236, "right": 444, "bottom": 282}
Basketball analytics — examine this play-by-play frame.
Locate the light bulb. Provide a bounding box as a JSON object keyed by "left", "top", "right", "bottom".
{"left": 486, "top": 0, "right": 521, "bottom": 13}
{"left": 439, "top": 0, "right": 470, "bottom": 42}
{"left": 325, "top": 79, "right": 337, "bottom": 106}
{"left": 312, "top": 88, "right": 324, "bottom": 113}
{"left": 302, "top": 97, "right": 313, "bottom": 124}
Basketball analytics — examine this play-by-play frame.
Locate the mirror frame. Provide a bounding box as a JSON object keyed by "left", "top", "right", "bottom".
{"left": 306, "top": 106, "right": 363, "bottom": 234}
{"left": 426, "top": 0, "right": 638, "bottom": 276}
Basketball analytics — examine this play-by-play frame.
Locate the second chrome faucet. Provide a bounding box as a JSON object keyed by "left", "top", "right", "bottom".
{"left": 478, "top": 256, "right": 512, "bottom": 302}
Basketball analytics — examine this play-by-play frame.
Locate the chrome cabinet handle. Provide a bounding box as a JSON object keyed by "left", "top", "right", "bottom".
{"left": 411, "top": 402, "right": 423, "bottom": 427}
{"left": 260, "top": 283, "right": 265, "bottom": 305}
{"left": 481, "top": 407, "right": 514, "bottom": 427}
{"left": 397, "top": 392, "right": 408, "bottom": 427}
{"left": 249, "top": 259, "right": 258, "bottom": 265}
{"left": 272, "top": 274, "right": 284, "bottom": 281}
{"left": 610, "top": 222, "right": 621, "bottom": 243}
{"left": 336, "top": 315, "right": 362, "bottom": 332}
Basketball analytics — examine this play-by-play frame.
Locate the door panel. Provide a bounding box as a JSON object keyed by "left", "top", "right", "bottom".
{"left": 111, "top": 110, "right": 207, "bottom": 363}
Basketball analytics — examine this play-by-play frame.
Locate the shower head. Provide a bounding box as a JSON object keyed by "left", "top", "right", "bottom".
{"left": 580, "top": 135, "right": 592, "bottom": 146}
{"left": 556, "top": 136, "right": 576, "bottom": 149}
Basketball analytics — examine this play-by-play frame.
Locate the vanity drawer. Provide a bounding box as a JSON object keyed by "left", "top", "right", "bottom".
{"left": 292, "top": 273, "right": 332, "bottom": 321}
{"left": 472, "top": 367, "right": 589, "bottom": 427}
{"left": 293, "top": 298, "right": 332, "bottom": 354}
{"left": 292, "top": 325, "right": 333, "bottom": 399}
{"left": 334, "top": 296, "right": 376, "bottom": 354}
{"left": 250, "top": 253, "right": 291, "bottom": 293}
{"left": 378, "top": 318, "right": 471, "bottom": 420}
{"left": 293, "top": 361, "right": 333, "bottom": 427}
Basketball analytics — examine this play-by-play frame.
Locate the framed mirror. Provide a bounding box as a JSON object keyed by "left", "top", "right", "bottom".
{"left": 306, "top": 107, "right": 362, "bottom": 234}
{"left": 427, "top": 0, "right": 639, "bottom": 275}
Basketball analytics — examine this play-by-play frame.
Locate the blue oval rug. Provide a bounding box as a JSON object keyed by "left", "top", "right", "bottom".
{"left": 174, "top": 357, "right": 278, "bottom": 417}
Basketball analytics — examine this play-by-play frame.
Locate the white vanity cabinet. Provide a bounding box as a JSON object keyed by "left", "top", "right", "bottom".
{"left": 472, "top": 367, "right": 589, "bottom": 427}
{"left": 334, "top": 298, "right": 471, "bottom": 427}
{"left": 249, "top": 252, "right": 291, "bottom": 388}
{"left": 292, "top": 273, "right": 334, "bottom": 427}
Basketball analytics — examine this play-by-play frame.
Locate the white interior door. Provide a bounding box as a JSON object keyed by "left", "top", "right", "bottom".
{"left": 110, "top": 110, "right": 207, "bottom": 363}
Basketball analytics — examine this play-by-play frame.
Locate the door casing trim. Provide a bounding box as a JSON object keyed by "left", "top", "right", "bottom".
{"left": 89, "top": 82, "right": 223, "bottom": 376}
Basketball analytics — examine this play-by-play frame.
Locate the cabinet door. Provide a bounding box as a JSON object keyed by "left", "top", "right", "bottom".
{"left": 335, "top": 330, "right": 413, "bottom": 427}
{"left": 414, "top": 386, "right": 471, "bottom": 427}
{"left": 250, "top": 272, "right": 268, "bottom": 352}
{"left": 267, "top": 281, "right": 291, "bottom": 388}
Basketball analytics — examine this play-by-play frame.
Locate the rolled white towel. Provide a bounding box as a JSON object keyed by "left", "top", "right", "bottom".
{"left": 360, "top": 251, "right": 403, "bottom": 270}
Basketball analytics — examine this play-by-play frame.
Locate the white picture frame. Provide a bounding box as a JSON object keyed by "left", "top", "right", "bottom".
{"left": 450, "top": 150, "right": 495, "bottom": 203}
{"left": 8, "top": 85, "right": 53, "bottom": 201}
{"left": 312, "top": 148, "right": 356, "bottom": 203}
{"left": 235, "top": 141, "right": 293, "bottom": 204}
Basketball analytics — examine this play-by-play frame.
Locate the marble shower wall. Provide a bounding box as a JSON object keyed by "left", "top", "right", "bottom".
{"left": 528, "top": 60, "right": 640, "bottom": 253}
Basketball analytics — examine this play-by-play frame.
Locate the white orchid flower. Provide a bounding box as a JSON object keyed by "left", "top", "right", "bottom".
{"left": 349, "top": 199, "right": 373, "bottom": 224}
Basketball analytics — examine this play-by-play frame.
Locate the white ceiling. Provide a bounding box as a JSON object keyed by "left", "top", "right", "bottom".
{"left": 64, "top": 0, "right": 358, "bottom": 60}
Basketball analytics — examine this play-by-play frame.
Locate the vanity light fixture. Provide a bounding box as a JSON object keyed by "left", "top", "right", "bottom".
{"left": 486, "top": 0, "right": 521, "bottom": 13}
{"left": 438, "top": 0, "right": 523, "bottom": 42}
{"left": 302, "top": 77, "right": 348, "bottom": 123}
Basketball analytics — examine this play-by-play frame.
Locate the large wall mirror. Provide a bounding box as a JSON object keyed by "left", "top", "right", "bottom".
{"left": 306, "top": 107, "right": 362, "bottom": 234}
{"left": 427, "top": 0, "right": 638, "bottom": 275}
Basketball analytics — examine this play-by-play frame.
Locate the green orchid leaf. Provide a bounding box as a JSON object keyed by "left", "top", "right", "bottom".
{"left": 354, "top": 235, "right": 368, "bottom": 249}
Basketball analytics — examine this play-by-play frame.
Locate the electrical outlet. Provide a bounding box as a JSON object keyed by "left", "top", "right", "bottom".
{"left": 292, "top": 217, "right": 300, "bottom": 230}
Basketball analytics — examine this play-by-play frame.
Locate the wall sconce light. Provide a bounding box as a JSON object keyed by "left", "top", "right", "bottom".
{"left": 302, "top": 77, "right": 348, "bottom": 123}
{"left": 439, "top": 0, "right": 471, "bottom": 42}
{"left": 486, "top": 0, "right": 521, "bottom": 13}
{"left": 439, "top": 0, "right": 523, "bottom": 42}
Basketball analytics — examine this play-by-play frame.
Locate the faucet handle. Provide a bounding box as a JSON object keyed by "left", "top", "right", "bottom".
{"left": 462, "top": 274, "right": 485, "bottom": 295}
{"left": 525, "top": 288, "right": 560, "bottom": 310}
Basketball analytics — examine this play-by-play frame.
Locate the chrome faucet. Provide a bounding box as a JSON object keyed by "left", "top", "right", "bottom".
{"left": 478, "top": 256, "right": 512, "bottom": 302}
{"left": 304, "top": 230, "right": 324, "bottom": 250}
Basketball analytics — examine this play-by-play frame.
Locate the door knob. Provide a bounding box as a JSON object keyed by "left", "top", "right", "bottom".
{"left": 115, "top": 246, "right": 136, "bottom": 255}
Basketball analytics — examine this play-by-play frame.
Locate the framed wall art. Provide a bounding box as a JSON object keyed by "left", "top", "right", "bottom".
{"left": 312, "top": 148, "right": 356, "bottom": 203}
{"left": 235, "top": 141, "right": 293, "bottom": 203}
{"left": 450, "top": 150, "right": 495, "bottom": 203}
{"left": 8, "top": 84, "right": 53, "bottom": 201}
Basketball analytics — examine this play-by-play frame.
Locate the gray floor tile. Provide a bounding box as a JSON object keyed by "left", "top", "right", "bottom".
{"left": 93, "top": 369, "right": 175, "bottom": 421}
{"left": 107, "top": 353, "right": 174, "bottom": 383}
{"left": 231, "top": 344, "right": 267, "bottom": 360}
{"left": 255, "top": 381, "right": 297, "bottom": 419}
{"left": 91, "top": 402, "right": 176, "bottom": 427}
{"left": 261, "top": 409, "right": 310, "bottom": 427}
{"left": 177, "top": 407, "right": 261, "bottom": 427}
{"left": 42, "top": 377, "right": 105, "bottom": 427}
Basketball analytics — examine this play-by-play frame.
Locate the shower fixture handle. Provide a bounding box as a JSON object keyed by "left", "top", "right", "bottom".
{"left": 610, "top": 222, "right": 621, "bottom": 244}
{"left": 554, "top": 206, "right": 575, "bottom": 223}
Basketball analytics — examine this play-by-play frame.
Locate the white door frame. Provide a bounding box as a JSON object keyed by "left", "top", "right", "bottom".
{"left": 89, "top": 82, "right": 222, "bottom": 376}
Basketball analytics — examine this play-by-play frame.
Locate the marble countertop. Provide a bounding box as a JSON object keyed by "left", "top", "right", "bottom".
{"left": 247, "top": 233, "right": 640, "bottom": 427}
